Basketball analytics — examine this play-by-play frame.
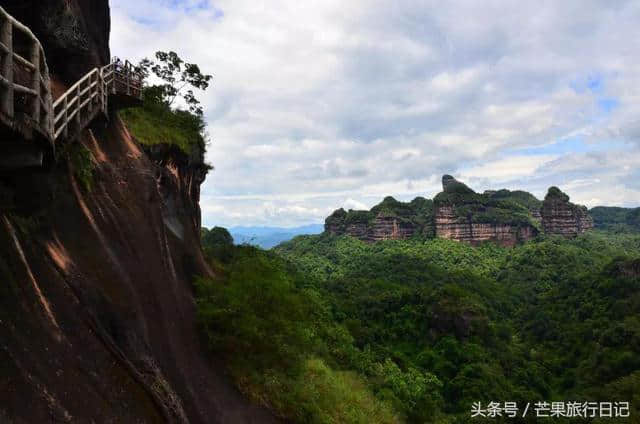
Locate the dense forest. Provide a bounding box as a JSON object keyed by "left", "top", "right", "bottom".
{"left": 197, "top": 225, "right": 640, "bottom": 423}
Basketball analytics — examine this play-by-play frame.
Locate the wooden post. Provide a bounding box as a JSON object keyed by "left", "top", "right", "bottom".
{"left": 30, "top": 41, "right": 40, "bottom": 128}
{"left": 87, "top": 72, "right": 93, "bottom": 116}
{"left": 76, "top": 82, "right": 81, "bottom": 135}
{"left": 62, "top": 96, "right": 68, "bottom": 139}
{"left": 126, "top": 63, "right": 131, "bottom": 96}
{"left": 40, "top": 51, "right": 53, "bottom": 141}
{"left": 99, "top": 68, "right": 105, "bottom": 115}
{"left": 104, "top": 69, "right": 109, "bottom": 112}
{"left": 1, "top": 18, "right": 13, "bottom": 119}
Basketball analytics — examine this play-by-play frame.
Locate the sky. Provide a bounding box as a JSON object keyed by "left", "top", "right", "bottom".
{"left": 110, "top": 0, "right": 640, "bottom": 228}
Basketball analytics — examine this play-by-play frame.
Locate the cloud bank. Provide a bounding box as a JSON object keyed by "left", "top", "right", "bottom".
{"left": 111, "top": 0, "right": 640, "bottom": 227}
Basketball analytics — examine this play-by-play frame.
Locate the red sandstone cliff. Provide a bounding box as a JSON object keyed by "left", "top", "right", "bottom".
{"left": 432, "top": 176, "right": 539, "bottom": 247}
{"left": 0, "top": 1, "right": 275, "bottom": 422}
{"left": 433, "top": 205, "right": 537, "bottom": 247}
{"left": 0, "top": 117, "right": 276, "bottom": 423}
{"left": 325, "top": 176, "right": 594, "bottom": 247}
{"left": 541, "top": 186, "right": 594, "bottom": 237}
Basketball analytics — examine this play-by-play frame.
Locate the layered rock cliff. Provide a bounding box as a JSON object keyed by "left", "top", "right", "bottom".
{"left": 0, "top": 1, "right": 275, "bottom": 422}
{"left": 325, "top": 196, "right": 433, "bottom": 242}
{"left": 432, "top": 176, "right": 539, "bottom": 246}
{"left": 325, "top": 175, "right": 593, "bottom": 246}
{"left": 433, "top": 206, "right": 537, "bottom": 246}
{"left": 541, "top": 187, "right": 593, "bottom": 237}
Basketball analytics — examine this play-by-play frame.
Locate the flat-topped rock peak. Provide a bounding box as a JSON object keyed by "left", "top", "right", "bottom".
{"left": 325, "top": 175, "right": 593, "bottom": 246}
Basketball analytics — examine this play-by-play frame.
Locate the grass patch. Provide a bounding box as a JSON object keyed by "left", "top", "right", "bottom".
{"left": 119, "top": 87, "right": 206, "bottom": 155}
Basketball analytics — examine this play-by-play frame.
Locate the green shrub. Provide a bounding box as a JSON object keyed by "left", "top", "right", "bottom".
{"left": 66, "top": 142, "right": 95, "bottom": 192}
{"left": 120, "top": 86, "right": 207, "bottom": 155}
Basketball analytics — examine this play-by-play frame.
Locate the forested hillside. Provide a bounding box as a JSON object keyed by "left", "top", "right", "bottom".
{"left": 590, "top": 207, "right": 640, "bottom": 233}
{"left": 197, "top": 227, "right": 640, "bottom": 423}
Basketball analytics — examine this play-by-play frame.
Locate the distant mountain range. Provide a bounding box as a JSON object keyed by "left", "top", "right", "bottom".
{"left": 229, "top": 224, "right": 324, "bottom": 248}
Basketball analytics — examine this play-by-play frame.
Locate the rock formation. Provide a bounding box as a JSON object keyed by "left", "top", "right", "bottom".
{"left": 432, "top": 176, "right": 539, "bottom": 246}
{"left": 325, "top": 196, "right": 433, "bottom": 242}
{"left": 325, "top": 175, "right": 594, "bottom": 246}
{"left": 433, "top": 205, "right": 537, "bottom": 246}
{"left": 541, "top": 187, "right": 593, "bottom": 237}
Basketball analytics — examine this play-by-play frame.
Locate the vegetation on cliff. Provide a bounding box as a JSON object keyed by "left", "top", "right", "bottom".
{"left": 197, "top": 225, "right": 640, "bottom": 422}
{"left": 120, "top": 51, "right": 212, "bottom": 155}
{"left": 327, "top": 176, "right": 543, "bottom": 244}
{"left": 434, "top": 178, "right": 538, "bottom": 227}
{"left": 195, "top": 243, "right": 400, "bottom": 423}
{"left": 326, "top": 196, "right": 434, "bottom": 237}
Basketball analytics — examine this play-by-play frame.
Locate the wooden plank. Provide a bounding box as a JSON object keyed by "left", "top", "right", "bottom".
{"left": 54, "top": 108, "right": 65, "bottom": 124}
{"left": 13, "top": 52, "right": 35, "bottom": 70}
{"left": 12, "top": 83, "right": 37, "bottom": 95}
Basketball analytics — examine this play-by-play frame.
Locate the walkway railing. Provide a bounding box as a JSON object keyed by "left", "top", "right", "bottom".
{"left": 0, "top": 6, "right": 143, "bottom": 148}
{"left": 53, "top": 59, "right": 143, "bottom": 142}
{"left": 0, "top": 6, "right": 53, "bottom": 142}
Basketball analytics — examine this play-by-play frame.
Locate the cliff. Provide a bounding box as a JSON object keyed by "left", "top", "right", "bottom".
{"left": 325, "top": 175, "right": 594, "bottom": 246}
{"left": 3, "top": 0, "right": 111, "bottom": 86}
{"left": 326, "top": 176, "right": 540, "bottom": 246}
{"left": 432, "top": 176, "right": 539, "bottom": 246}
{"left": 0, "top": 1, "right": 275, "bottom": 422}
{"left": 325, "top": 196, "right": 434, "bottom": 242}
{"left": 541, "top": 187, "right": 594, "bottom": 237}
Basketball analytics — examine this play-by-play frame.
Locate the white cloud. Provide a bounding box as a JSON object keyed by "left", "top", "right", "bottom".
{"left": 110, "top": 0, "right": 640, "bottom": 227}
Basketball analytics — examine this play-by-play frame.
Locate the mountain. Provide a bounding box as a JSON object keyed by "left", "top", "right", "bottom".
{"left": 230, "top": 224, "right": 323, "bottom": 248}
{"left": 325, "top": 175, "right": 593, "bottom": 246}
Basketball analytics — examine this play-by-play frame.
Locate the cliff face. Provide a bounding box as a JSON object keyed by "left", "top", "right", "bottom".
{"left": 0, "top": 2, "right": 275, "bottom": 423}
{"left": 325, "top": 196, "right": 433, "bottom": 242}
{"left": 325, "top": 175, "right": 596, "bottom": 246}
{"left": 0, "top": 117, "right": 275, "bottom": 423}
{"left": 328, "top": 215, "right": 419, "bottom": 242}
{"left": 541, "top": 187, "right": 594, "bottom": 237}
{"left": 325, "top": 175, "right": 595, "bottom": 247}
{"left": 433, "top": 206, "right": 537, "bottom": 247}
{"left": 3, "top": 0, "right": 111, "bottom": 86}
{"left": 433, "top": 176, "right": 539, "bottom": 246}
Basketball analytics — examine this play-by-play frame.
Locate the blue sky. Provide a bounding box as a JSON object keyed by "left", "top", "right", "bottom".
{"left": 110, "top": 0, "right": 640, "bottom": 227}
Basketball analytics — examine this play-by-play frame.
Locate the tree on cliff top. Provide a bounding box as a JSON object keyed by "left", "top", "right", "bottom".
{"left": 121, "top": 51, "right": 213, "bottom": 156}
{"left": 545, "top": 186, "right": 570, "bottom": 202}
{"left": 138, "top": 51, "right": 213, "bottom": 116}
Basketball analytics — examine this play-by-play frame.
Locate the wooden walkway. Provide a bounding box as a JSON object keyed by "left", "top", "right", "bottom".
{"left": 0, "top": 6, "right": 143, "bottom": 163}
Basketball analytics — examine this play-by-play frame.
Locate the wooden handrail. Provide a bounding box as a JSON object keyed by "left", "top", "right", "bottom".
{"left": 0, "top": 6, "right": 144, "bottom": 148}
{"left": 0, "top": 5, "right": 52, "bottom": 142}
{"left": 52, "top": 60, "right": 144, "bottom": 141}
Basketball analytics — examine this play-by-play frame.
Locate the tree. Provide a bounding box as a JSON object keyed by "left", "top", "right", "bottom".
{"left": 138, "top": 51, "right": 213, "bottom": 116}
